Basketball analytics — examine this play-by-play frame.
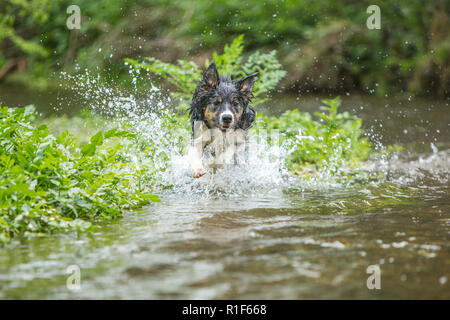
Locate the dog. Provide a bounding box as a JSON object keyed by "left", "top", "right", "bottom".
{"left": 188, "top": 62, "right": 258, "bottom": 178}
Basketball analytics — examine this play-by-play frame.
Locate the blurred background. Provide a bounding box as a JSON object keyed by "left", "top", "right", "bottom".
{"left": 0, "top": 0, "right": 448, "bottom": 107}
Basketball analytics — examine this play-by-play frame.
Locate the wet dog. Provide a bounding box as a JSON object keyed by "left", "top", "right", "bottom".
{"left": 188, "top": 62, "right": 257, "bottom": 178}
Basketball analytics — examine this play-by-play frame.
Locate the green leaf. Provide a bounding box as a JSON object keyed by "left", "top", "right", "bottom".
{"left": 81, "top": 131, "right": 103, "bottom": 156}
{"left": 140, "top": 194, "right": 160, "bottom": 202}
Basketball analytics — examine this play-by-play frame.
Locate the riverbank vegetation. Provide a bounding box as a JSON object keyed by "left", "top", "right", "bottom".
{"left": 0, "top": 35, "right": 378, "bottom": 242}
{"left": 0, "top": 106, "right": 159, "bottom": 243}
{"left": 0, "top": 97, "right": 373, "bottom": 243}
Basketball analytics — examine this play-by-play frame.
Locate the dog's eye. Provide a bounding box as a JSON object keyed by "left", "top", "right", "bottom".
{"left": 209, "top": 101, "right": 219, "bottom": 111}
{"left": 232, "top": 100, "right": 240, "bottom": 107}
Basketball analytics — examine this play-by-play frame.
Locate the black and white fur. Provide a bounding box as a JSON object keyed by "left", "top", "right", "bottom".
{"left": 188, "top": 62, "right": 257, "bottom": 178}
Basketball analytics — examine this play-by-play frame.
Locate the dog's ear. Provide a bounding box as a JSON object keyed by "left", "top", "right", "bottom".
{"left": 202, "top": 62, "right": 219, "bottom": 89}
{"left": 238, "top": 105, "right": 256, "bottom": 130}
{"left": 238, "top": 72, "right": 258, "bottom": 99}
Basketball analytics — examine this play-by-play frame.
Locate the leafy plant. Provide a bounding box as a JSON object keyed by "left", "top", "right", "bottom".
{"left": 125, "top": 35, "right": 286, "bottom": 110}
{"left": 256, "top": 97, "right": 372, "bottom": 173}
{"left": 0, "top": 105, "right": 158, "bottom": 243}
{"left": 0, "top": 0, "right": 50, "bottom": 59}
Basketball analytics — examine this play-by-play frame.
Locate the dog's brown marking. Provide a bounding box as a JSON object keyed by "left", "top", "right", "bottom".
{"left": 235, "top": 108, "right": 243, "bottom": 122}
{"left": 230, "top": 97, "right": 244, "bottom": 122}
{"left": 204, "top": 104, "right": 219, "bottom": 128}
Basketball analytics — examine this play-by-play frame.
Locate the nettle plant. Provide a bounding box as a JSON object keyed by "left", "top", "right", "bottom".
{"left": 125, "top": 35, "right": 286, "bottom": 110}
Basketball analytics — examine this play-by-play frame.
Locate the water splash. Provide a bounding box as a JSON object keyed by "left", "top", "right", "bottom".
{"left": 159, "top": 136, "right": 293, "bottom": 197}
{"left": 365, "top": 147, "right": 449, "bottom": 186}
{"left": 58, "top": 70, "right": 448, "bottom": 196}
{"left": 59, "top": 70, "right": 294, "bottom": 196}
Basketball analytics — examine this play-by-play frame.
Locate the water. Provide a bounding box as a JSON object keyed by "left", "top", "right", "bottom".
{"left": 0, "top": 80, "right": 449, "bottom": 299}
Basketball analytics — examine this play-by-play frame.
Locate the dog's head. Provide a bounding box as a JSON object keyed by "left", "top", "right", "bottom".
{"left": 190, "top": 62, "right": 258, "bottom": 132}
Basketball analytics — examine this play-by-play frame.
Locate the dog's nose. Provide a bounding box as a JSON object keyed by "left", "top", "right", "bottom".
{"left": 222, "top": 114, "right": 233, "bottom": 124}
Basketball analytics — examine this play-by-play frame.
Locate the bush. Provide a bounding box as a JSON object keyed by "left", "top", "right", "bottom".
{"left": 256, "top": 97, "right": 372, "bottom": 173}
{"left": 0, "top": 106, "right": 158, "bottom": 243}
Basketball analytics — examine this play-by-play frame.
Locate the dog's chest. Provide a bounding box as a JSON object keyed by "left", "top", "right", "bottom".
{"left": 205, "top": 129, "right": 244, "bottom": 152}
{"left": 195, "top": 122, "right": 246, "bottom": 169}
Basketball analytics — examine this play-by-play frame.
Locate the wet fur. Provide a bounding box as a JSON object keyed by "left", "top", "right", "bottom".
{"left": 189, "top": 76, "right": 256, "bottom": 132}
{"left": 188, "top": 62, "right": 257, "bottom": 178}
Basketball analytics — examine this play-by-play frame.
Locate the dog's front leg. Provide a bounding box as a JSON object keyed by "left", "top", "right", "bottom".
{"left": 188, "top": 121, "right": 210, "bottom": 178}
{"left": 188, "top": 143, "right": 207, "bottom": 178}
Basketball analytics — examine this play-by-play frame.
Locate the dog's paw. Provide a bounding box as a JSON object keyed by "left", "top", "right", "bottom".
{"left": 192, "top": 166, "right": 207, "bottom": 179}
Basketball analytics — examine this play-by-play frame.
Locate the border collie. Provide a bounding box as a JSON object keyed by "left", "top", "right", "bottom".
{"left": 188, "top": 62, "right": 258, "bottom": 178}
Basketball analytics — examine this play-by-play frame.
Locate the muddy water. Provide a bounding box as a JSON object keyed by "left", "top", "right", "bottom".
{"left": 0, "top": 90, "right": 449, "bottom": 299}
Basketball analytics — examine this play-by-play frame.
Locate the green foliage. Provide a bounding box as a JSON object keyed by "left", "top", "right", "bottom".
{"left": 205, "top": 34, "right": 245, "bottom": 76}
{"left": 256, "top": 97, "right": 371, "bottom": 173}
{"left": 0, "top": 106, "right": 158, "bottom": 243}
{"left": 178, "top": 0, "right": 449, "bottom": 96}
{"left": 1, "top": 0, "right": 448, "bottom": 96}
{"left": 125, "top": 35, "right": 286, "bottom": 110}
{"left": 125, "top": 57, "right": 203, "bottom": 109}
{"left": 0, "top": 96, "right": 376, "bottom": 243}
{"left": 241, "top": 51, "right": 286, "bottom": 105}
{"left": 0, "top": 0, "right": 50, "bottom": 58}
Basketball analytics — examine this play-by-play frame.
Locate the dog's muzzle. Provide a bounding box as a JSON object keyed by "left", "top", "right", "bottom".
{"left": 219, "top": 112, "right": 234, "bottom": 130}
